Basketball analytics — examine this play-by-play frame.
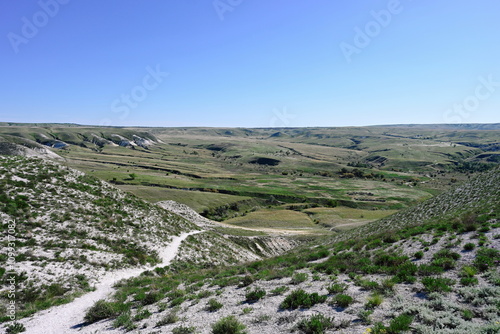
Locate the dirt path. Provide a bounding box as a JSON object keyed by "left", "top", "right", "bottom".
{"left": 18, "top": 232, "right": 199, "bottom": 334}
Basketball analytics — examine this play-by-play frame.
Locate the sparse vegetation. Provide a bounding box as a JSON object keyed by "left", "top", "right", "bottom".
{"left": 211, "top": 315, "right": 246, "bottom": 334}
{"left": 280, "top": 289, "right": 328, "bottom": 310}
{"left": 297, "top": 314, "right": 334, "bottom": 334}
{"left": 1, "top": 126, "right": 499, "bottom": 334}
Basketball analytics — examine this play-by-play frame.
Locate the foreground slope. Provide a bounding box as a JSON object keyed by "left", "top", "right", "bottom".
{"left": 0, "top": 155, "right": 197, "bottom": 321}
{"left": 0, "top": 156, "right": 299, "bottom": 331}
{"left": 70, "top": 167, "right": 500, "bottom": 334}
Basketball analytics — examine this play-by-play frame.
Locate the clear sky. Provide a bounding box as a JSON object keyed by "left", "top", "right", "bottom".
{"left": 1, "top": 1, "right": 499, "bottom": 127}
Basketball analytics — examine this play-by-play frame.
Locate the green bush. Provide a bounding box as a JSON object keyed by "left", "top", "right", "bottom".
{"left": 460, "top": 277, "right": 478, "bottom": 286}
{"left": 433, "top": 249, "right": 461, "bottom": 261}
{"left": 388, "top": 314, "right": 413, "bottom": 333}
{"left": 133, "top": 309, "right": 151, "bottom": 321}
{"left": 206, "top": 298, "right": 223, "bottom": 312}
{"left": 431, "top": 257, "right": 456, "bottom": 270}
{"left": 297, "top": 314, "right": 334, "bottom": 334}
{"left": 113, "top": 311, "right": 136, "bottom": 331}
{"left": 197, "top": 290, "right": 214, "bottom": 299}
{"left": 6, "top": 322, "right": 26, "bottom": 334}
{"left": 326, "top": 283, "right": 347, "bottom": 294}
{"left": 156, "top": 311, "right": 179, "bottom": 326}
{"left": 280, "top": 289, "right": 327, "bottom": 310}
{"left": 239, "top": 275, "right": 254, "bottom": 287}
{"left": 270, "top": 286, "right": 289, "bottom": 295}
{"left": 173, "top": 326, "right": 197, "bottom": 334}
{"left": 170, "top": 296, "right": 186, "bottom": 307}
{"left": 366, "top": 293, "right": 383, "bottom": 309}
{"left": 306, "top": 248, "right": 330, "bottom": 262}
{"left": 474, "top": 247, "right": 500, "bottom": 272}
{"left": 418, "top": 264, "right": 444, "bottom": 276}
{"left": 245, "top": 288, "right": 266, "bottom": 303}
{"left": 84, "top": 300, "right": 122, "bottom": 323}
{"left": 413, "top": 251, "right": 424, "bottom": 259}
{"left": 463, "top": 242, "right": 476, "bottom": 251}
{"left": 142, "top": 291, "right": 162, "bottom": 305}
{"left": 291, "top": 272, "right": 309, "bottom": 285}
{"left": 358, "top": 309, "right": 373, "bottom": 325}
{"left": 371, "top": 314, "right": 413, "bottom": 334}
{"left": 332, "top": 294, "right": 354, "bottom": 308}
{"left": 211, "top": 315, "right": 246, "bottom": 334}
{"left": 356, "top": 279, "right": 380, "bottom": 291}
{"left": 421, "top": 277, "right": 455, "bottom": 293}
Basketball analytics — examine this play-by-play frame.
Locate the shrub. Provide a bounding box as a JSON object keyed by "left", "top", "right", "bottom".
{"left": 142, "top": 291, "right": 162, "bottom": 305}
{"left": 388, "top": 314, "right": 413, "bottom": 333}
{"left": 170, "top": 296, "right": 186, "bottom": 307}
{"left": 206, "top": 298, "right": 223, "bottom": 312}
{"left": 291, "top": 272, "right": 309, "bottom": 285}
{"left": 418, "top": 264, "right": 444, "bottom": 276}
{"left": 474, "top": 247, "right": 500, "bottom": 272}
{"left": 371, "top": 314, "right": 413, "bottom": 334}
{"left": 173, "top": 326, "right": 197, "bottom": 334}
{"left": 414, "top": 251, "right": 424, "bottom": 259}
{"left": 358, "top": 309, "right": 373, "bottom": 325}
{"left": 242, "top": 307, "right": 253, "bottom": 314}
{"left": 431, "top": 257, "right": 456, "bottom": 270}
{"left": 366, "top": 293, "right": 383, "bottom": 309}
{"left": 460, "top": 277, "right": 478, "bottom": 286}
{"left": 462, "top": 309, "right": 474, "bottom": 320}
{"left": 433, "top": 249, "right": 461, "bottom": 261}
{"left": 239, "top": 275, "right": 254, "bottom": 287}
{"left": 421, "top": 277, "right": 455, "bottom": 293}
{"left": 280, "top": 289, "right": 327, "bottom": 310}
{"left": 326, "top": 283, "right": 347, "bottom": 294}
{"left": 332, "top": 294, "right": 354, "bottom": 308}
{"left": 133, "top": 309, "right": 151, "bottom": 321}
{"left": 297, "top": 314, "right": 334, "bottom": 334}
{"left": 357, "top": 279, "right": 380, "bottom": 291}
{"left": 380, "top": 278, "right": 396, "bottom": 295}
{"left": 461, "top": 266, "right": 477, "bottom": 278}
{"left": 463, "top": 242, "right": 476, "bottom": 251}
{"left": 113, "top": 311, "right": 136, "bottom": 331}
{"left": 211, "top": 315, "right": 246, "bottom": 334}
{"left": 393, "top": 263, "right": 417, "bottom": 283}
{"left": 270, "top": 286, "right": 289, "bottom": 295}
{"left": 156, "top": 311, "right": 179, "bottom": 326}
{"left": 197, "top": 290, "right": 214, "bottom": 299}
{"left": 6, "top": 322, "right": 26, "bottom": 334}
{"left": 306, "top": 248, "right": 330, "bottom": 262}
{"left": 245, "top": 288, "right": 266, "bottom": 303}
{"left": 84, "top": 300, "right": 121, "bottom": 323}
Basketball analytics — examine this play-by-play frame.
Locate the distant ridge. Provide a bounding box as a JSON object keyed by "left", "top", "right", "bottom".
{"left": 373, "top": 123, "right": 500, "bottom": 130}
{"left": 1, "top": 122, "right": 499, "bottom": 130}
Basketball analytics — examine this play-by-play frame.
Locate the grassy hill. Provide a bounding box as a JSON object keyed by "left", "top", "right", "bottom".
{"left": 0, "top": 156, "right": 297, "bottom": 325}
{"left": 2, "top": 123, "right": 499, "bottom": 234}
{"left": 57, "top": 166, "right": 500, "bottom": 333}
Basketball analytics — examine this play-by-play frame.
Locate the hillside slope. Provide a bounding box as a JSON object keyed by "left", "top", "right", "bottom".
{"left": 339, "top": 166, "right": 500, "bottom": 242}
{"left": 0, "top": 155, "right": 198, "bottom": 321}
{"left": 63, "top": 168, "right": 500, "bottom": 334}
{"left": 0, "top": 156, "right": 301, "bottom": 330}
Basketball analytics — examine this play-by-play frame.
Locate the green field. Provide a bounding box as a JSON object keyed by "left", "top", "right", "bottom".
{"left": 1, "top": 123, "right": 498, "bottom": 235}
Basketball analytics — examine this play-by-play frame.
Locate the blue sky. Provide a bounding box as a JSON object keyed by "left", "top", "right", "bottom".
{"left": 1, "top": 1, "right": 499, "bottom": 127}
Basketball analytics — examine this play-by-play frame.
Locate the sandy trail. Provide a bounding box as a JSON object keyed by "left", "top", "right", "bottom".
{"left": 19, "top": 231, "right": 199, "bottom": 334}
